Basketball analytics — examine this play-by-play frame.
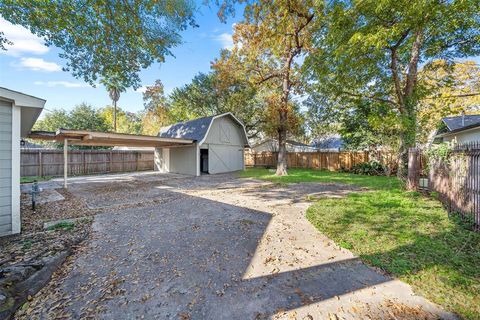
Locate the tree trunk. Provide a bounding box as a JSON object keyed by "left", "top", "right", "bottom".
{"left": 276, "top": 58, "right": 292, "bottom": 176}
{"left": 397, "top": 98, "right": 417, "bottom": 179}
{"left": 113, "top": 100, "right": 117, "bottom": 132}
{"left": 395, "top": 29, "right": 423, "bottom": 180}
{"left": 276, "top": 109, "right": 288, "bottom": 176}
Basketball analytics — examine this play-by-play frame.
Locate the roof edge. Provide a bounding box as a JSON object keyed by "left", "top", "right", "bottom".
{"left": 0, "top": 87, "right": 46, "bottom": 105}
{"left": 435, "top": 122, "right": 480, "bottom": 137}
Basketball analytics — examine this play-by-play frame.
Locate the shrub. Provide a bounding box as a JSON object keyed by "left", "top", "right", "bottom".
{"left": 350, "top": 160, "right": 385, "bottom": 176}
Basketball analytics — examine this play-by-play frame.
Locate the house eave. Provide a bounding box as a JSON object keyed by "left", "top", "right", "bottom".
{"left": 435, "top": 124, "right": 480, "bottom": 138}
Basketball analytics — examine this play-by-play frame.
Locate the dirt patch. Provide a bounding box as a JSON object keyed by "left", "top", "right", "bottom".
{"left": 21, "top": 189, "right": 94, "bottom": 233}
{"left": 0, "top": 220, "right": 92, "bottom": 320}
{"left": 3, "top": 190, "right": 94, "bottom": 266}
{"left": 67, "top": 179, "right": 183, "bottom": 210}
{"left": 0, "top": 219, "right": 91, "bottom": 268}
{"left": 1, "top": 189, "right": 95, "bottom": 319}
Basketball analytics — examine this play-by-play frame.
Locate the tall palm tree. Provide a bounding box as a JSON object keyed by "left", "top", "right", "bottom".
{"left": 108, "top": 87, "right": 121, "bottom": 132}
{"left": 101, "top": 74, "right": 125, "bottom": 132}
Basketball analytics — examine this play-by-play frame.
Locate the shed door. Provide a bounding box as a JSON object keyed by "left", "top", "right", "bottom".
{"left": 0, "top": 101, "right": 12, "bottom": 235}
{"left": 208, "top": 145, "right": 243, "bottom": 174}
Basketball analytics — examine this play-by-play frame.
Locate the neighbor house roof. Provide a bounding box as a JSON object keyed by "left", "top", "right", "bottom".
{"left": 435, "top": 115, "right": 480, "bottom": 137}
{"left": 310, "top": 135, "right": 344, "bottom": 150}
{"left": 286, "top": 140, "right": 310, "bottom": 147}
{"left": 442, "top": 115, "right": 480, "bottom": 132}
{"left": 158, "top": 112, "right": 250, "bottom": 147}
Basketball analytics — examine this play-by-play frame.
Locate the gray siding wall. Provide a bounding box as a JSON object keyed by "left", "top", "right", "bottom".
{"left": 154, "top": 147, "right": 170, "bottom": 173}
{"left": 169, "top": 145, "right": 197, "bottom": 176}
{"left": 202, "top": 116, "right": 245, "bottom": 174}
{"left": 443, "top": 129, "right": 480, "bottom": 144}
{"left": 0, "top": 100, "right": 12, "bottom": 235}
{"left": 203, "top": 116, "right": 245, "bottom": 146}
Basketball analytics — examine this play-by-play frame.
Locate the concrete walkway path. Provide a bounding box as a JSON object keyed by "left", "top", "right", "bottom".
{"left": 19, "top": 172, "right": 455, "bottom": 319}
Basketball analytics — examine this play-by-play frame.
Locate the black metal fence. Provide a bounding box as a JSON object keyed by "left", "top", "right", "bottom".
{"left": 422, "top": 143, "right": 480, "bottom": 231}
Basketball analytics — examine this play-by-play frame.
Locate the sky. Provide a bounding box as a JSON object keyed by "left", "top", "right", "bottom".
{"left": 0, "top": 3, "right": 242, "bottom": 116}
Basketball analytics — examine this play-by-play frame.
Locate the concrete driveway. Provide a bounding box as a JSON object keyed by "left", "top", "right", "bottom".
{"left": 20, "top": 172, "right": 455, "bottom": 319}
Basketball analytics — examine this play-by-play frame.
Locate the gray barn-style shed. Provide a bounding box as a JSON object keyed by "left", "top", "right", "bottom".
{"left": 0, "top": 88, "right": 45, "bottom": 236}
{"left": 155, "top": 113, "right": 249, "bottom": 175}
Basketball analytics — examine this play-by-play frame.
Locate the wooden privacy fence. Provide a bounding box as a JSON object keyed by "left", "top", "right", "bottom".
{"left": 245, "top": 150, "right": 394, "bottom": 171}
{"left": 21, "top": 149, "right": 155, "bottom": 177}
{"left": 410, "top": 145, "right": 480, "bottom": 231}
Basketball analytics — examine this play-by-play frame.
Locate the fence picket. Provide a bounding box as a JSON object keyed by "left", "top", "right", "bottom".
{"left": 21, "top": 149, "right": 155, "bottom": 177}
{"left": 244, "top": 150, "right": 394, "bottom": 172}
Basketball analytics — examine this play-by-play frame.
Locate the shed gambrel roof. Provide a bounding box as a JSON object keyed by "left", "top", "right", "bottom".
{"left": 158, "top": 112, "right": 250, "bottom": 146}
{"left": 159, "top": 115, "right": 215, "bottom": 141}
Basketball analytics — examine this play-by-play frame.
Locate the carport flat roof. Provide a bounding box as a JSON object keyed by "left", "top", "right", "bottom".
{"left": 28, "top": 129, "right": 195, "bottom": 147}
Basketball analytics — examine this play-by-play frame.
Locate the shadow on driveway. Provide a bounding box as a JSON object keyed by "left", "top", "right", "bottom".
{"left": 19, "top": 173, "right": 455, "bottom": 319}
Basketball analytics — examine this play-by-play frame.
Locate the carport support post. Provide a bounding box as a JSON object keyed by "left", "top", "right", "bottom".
{"left": 64, "top": 139, "right": 68, "bottom": 188}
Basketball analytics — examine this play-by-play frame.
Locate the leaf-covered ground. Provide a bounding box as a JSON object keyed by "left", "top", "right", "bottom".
{"left": 12, "top": 172, "right": 453, "bottom": 319}
{"left": 242, "top": 168, "right": 480, "bottom": 319}
{"left": 1, "top": 189, "right": 94, "bottom": 267}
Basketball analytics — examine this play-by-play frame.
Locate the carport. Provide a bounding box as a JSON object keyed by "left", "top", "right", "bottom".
{"left": 28, "top": 129, "right": 194, "bottom": 188}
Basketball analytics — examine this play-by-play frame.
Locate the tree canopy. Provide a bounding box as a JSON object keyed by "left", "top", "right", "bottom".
{"left": 99, "top": 106, "right": 143, "bottom": 135}
{"left": 214, "top": 0, "right": 319, "bottom": 175}
{"left": 304, "top": 92, "right": 399, "bottom": 151}
{"left": 141, "top": 80, "right": 172, "bottom": 135}
{"left": 305, "top": 0, "right": 480, "bottom": 175}
{"left": 32, "top": 103, "right": 143, "bottom": 148}
{"left": 417, "top": 60, "right": 480, "bottom": 143}
{"left": 0, "top": 0, "right": 197, "bottom": 89}
{"left": 169, "top": 67, "right": 267, "bottom": 139}
{"left": 34, "top": 103, "right": 109, "bottom": 133}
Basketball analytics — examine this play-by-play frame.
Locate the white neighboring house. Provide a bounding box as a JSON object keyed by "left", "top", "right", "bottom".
{"left": 154, "top": 113, "right": 250, "bottom": 175}
{"left": 434, "top": 115, "right": 480, "bottom": 144}
{"left": 251, "top": 139, "right": 317, "bottom": 153}
{"left": 0, "top": 87, "right": 45, "bottom": 236}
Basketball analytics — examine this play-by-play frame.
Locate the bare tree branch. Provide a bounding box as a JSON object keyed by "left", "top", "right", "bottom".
{"left": 256, "top": 72, "right": 282, "bottom": 84}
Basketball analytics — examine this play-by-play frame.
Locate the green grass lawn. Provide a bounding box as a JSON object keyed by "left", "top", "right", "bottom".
{"left": 20, "top": 176, "right": 52, "bottom": 184}
{"left": 241, "top": 168, "right": 480, "bottom": 319}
